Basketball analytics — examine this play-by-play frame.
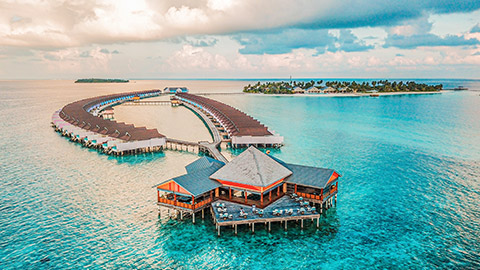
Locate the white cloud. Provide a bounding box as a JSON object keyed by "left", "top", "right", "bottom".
{"left": 167, "top": 45, "right": 231, "bottom": 70}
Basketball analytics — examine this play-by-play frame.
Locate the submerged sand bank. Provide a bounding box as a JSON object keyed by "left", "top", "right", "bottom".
{"left": 114, "top": 104, "right": 212, "bottom": 142}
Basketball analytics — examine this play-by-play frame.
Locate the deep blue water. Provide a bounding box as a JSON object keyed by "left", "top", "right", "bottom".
{"left": 0, "top": 80, "right": 479, "bottom": 269}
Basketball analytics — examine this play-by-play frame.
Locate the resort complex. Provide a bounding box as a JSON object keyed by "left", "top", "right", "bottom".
{"left": 51, "top": 88, "right": 283, "bottom": 158}
{"left": 156, "top": 146, "right": 340, "bottom": 236}
{"left": 50, "top": 87, "right": 340, "bottom": 236}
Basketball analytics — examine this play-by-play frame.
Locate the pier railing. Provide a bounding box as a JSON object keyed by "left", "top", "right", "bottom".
{"left": 158, "top": 197, "right": 213, "bottom": 210}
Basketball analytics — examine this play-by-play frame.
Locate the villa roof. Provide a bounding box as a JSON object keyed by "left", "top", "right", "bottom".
{"left": 186, "top": 156, "right": 225, "bottom": 174}
{"left": 156, "top": 159, "right": 223, "bottom": 197}
{"left": 209, "top": 146, "right": 292, "bottom": 187}
{"left": 267, "top": 155, "right": 339, "bottom": 189}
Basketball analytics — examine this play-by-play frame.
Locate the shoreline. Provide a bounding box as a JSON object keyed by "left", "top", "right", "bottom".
{"left": 245, "top": 90, "right": 446, "bottom": 97}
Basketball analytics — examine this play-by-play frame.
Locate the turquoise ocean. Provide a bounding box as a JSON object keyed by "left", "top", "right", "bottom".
{"left": 0, "top": 79, "right": 479, "bottom": 269}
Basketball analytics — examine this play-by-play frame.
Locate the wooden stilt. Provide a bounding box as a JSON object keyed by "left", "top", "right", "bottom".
{"left": 202, "top": 209, "right": 204, "bottom": 219}
{"left": 301, "top": 219, "right": 303, "bottom": 229}
{"left": 285, "top": 220, "right": 287, "bottom": 231}
{"left": 317, "top": 217, "right": 320, "bottom": 228}
{"left": 268, "top": 222, "right": 271, "bottom": 232}
{"left": 193, "top": 212, "right": 195, "bottom": 224}
{"left": 218, "top": 225, "right": 220, "bottom": 236}
{"left": 252, "top": 223, "right": 255, "bottom": 233}
{"left": 235, "top": 224, "right": 237, "bottom": 235}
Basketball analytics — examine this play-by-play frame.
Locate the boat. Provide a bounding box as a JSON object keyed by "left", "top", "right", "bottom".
{"left": 453, "top": 86, "right": 468, "bottom": 91}
{"left": 369, "top": 94, "right": 379, "bottom": 97}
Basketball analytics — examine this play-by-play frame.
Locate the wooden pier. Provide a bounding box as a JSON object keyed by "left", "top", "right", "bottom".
{"left": 122, "top": 100, "right": 172, "bottom": 106}
{"left": 211, "top": 197, "right": 321, "bottom": 236}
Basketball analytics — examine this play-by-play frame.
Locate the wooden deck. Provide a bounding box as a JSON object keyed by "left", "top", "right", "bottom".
{"left": 212, "top": 196, "right": 320, "bottom": 227}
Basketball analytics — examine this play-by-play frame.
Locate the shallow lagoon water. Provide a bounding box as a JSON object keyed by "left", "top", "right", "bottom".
{"left": 0, "top": 79, "right": 479, "bottom": 269}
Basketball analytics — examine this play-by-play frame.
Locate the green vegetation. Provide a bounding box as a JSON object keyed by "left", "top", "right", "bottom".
{"left": 243, "top": 80, "right": 443, "bottom": 94}
{"left": 75, "top": 78, "right": 129, "bottom": 83}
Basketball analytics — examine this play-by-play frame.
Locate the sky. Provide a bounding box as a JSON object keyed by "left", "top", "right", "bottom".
{"left": 1, "top": 0, "right": 480, "bottom": 79}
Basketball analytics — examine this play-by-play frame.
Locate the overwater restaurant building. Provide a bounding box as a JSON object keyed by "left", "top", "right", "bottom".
{"left": 156, "top": 147, "right": 340, "bottom": 217}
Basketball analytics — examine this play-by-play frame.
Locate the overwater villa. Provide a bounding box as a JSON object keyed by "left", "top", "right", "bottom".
{"left": 156, "top": 146, "right": 340, "bottom": 235}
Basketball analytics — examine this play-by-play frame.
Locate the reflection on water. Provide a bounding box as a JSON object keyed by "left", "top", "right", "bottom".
{"left": 0, "top": 79, "right": 479, "bottom": 268}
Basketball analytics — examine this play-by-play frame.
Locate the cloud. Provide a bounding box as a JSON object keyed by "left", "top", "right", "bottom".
{"left": 1, "top": 0, "right": 479, "bottom": 48}
{"left": 167, "top": 45, "right": 231, "bottom": 70}
{"left": 167, "top": 36, "right": 218, "bottom": 47}
{"left": 233, "top": 29, "right": 371, "bottom": 55}
{"left": 384, "top": 33, "right": 480, "bottom": 49}
{"left": 233, "top": 29, "right": 334, "bottom": 55}
{"left": 384, "top": 15, "right": 480, "bottom": 49}
{"left": 471, "top": 24, "right": 480, "bottom": 33}
{"left": 327, "top": 30, "right": 373, "bottom": 53}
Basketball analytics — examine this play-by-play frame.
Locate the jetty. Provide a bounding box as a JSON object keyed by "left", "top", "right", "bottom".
{"left": 51, "top": 89, "right": 282, "bottom": 158}
{"left": 155, "top": 146, "right": 340, "bottom": 236}
{"left": 176, "top": 93, "right": 283, "bottom": 148}
{"left": 51, "top": 90, "right": 166, "bottom": 155}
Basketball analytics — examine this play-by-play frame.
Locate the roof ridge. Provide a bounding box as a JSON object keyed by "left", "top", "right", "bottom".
{"left": 251, "top": 148, "right": 265, "bottom": 186}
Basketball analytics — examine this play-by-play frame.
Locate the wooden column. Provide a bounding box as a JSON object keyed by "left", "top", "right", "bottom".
{"left": 229, "top": 188, "right": 232, "bottom": 200}
{"left": 261, "top": 193, "right": 263, "bottom": 206}
{"left": 277, "top": 186, "right": 280, "bottom": 196}
{"left": 244, "top": 190, "right": 248, "bottom": 203}
{"left": 174, "top": 193, "right": 177, "bottom": 206}
{"left": 269, "top": 191, "right": 272, "bottom": 201}
{"left": 294, "top": 184, "right": 297, "bottom": 193}
{"left": 157, "top": 189, "right": 160, "bottom": 202}
{"left": 192, "top": 196, "right": 195, "bottom": 206}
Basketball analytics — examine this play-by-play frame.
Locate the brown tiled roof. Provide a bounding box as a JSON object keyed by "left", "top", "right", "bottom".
{"left": 60, "top": 90, "right": 165, "bottom": 141}
{"left": 177, "top": 93, "right": 273, "bottom": 137}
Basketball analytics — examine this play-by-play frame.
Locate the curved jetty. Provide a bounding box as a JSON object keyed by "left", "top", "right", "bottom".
{"left": 176, "top": 93, "right": 283, "bottom": 148}
{"left": 51, "top": 89, "right": 283, "bottom": 158}
{"left": 51, "top": 90, "right": 166, "bottom": 155}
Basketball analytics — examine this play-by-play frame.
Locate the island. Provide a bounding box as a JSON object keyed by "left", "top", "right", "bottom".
{"left": 74, "top": 78, "right": 129, "bottom": 83}
{"left": 243, "top": 80, "right": 443, "bottom": 94}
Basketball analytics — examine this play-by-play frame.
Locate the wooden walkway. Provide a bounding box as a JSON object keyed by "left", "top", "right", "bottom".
{"left": 180, "top": 101, "right": 228, "bottom": 163}
{"left": 123, "top": 100, "right": 171, "bottom": 105}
